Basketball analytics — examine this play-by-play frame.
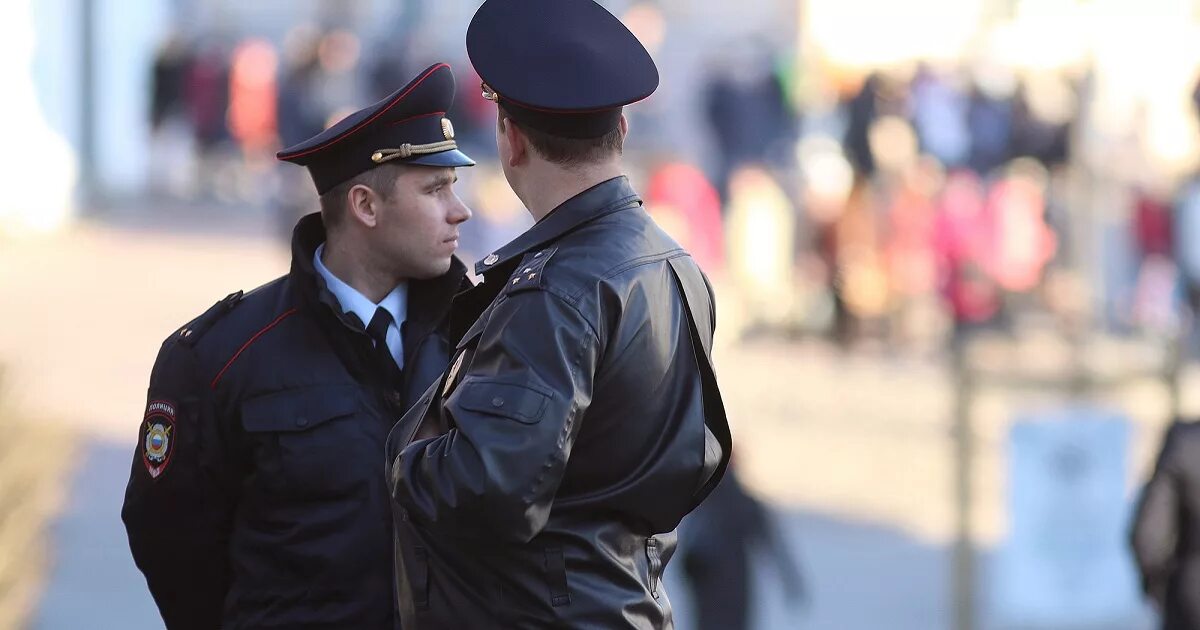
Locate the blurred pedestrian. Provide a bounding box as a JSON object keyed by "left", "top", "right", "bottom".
{"left": 385, "top": 1, "right": 732, "bottom": 627}
{"left": 844, "top": 73, "right": 882, "bottom": 179}
{"left": 185, "top": 38, "right": 233, "bottom": 155}
{"left": 934, "top": 170, "right": 1000, "bottom": 342}
{"left": 271, "top": 25, "right": 327, "bottom": 241}
{"left": 965, "top": 71, "right": 1014, "bottom": 177}
{"left": 909, "top": 63, "right": 969, "bottom": 170}
{"left": 149, "top": 31, "right": 193, "bottom": 133}
{"left": 1130, "top": 420, "right": 1200, "bottom": 630}
{"left": 704, "top": 44, "right": 797, "bottom": 200}
{"left": 725, "top": 164, "right": 797, "bottom": 333}
{"left": 679, "top": 465, "right": 807, "bottom": 630}
{"left": 147, "top": 30, "right": 197, "bottom": 197}
{"left": 121, "top": 64, "right": 475, "bottom": 629}
{"left": 644, "top": 157, "right": 725, "bottom": 273}
{"left": 1174, "top": 176, "right": 1200, "bottom": 327}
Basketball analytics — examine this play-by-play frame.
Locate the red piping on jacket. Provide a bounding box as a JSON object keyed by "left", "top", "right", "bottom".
{"left": 210, "top": 309, "right": 298, "bottom": 389}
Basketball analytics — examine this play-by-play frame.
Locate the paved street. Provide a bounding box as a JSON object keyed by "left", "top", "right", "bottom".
{"left": 2, "top": 208, "right": 1168, "bottom": 628}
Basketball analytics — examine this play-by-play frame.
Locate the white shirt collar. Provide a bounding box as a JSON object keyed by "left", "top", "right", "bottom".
{"left": 313, "top": 243, "right": 407, "bottom": 330}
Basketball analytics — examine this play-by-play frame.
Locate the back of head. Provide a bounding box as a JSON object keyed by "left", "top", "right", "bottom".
{"left": 497, "top": 109, "right": 625, "bottom": 170}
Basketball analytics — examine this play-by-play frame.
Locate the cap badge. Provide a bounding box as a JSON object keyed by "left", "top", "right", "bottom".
{"left": 442, "top": 118, "right": 456, "bottom": 141}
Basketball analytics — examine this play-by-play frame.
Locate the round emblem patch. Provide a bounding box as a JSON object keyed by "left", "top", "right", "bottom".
{"left": 145, "top": 423, "right": 171, "bottom": 460}
{"left": 441, "top": 117, "right": 455, "bottom": 141}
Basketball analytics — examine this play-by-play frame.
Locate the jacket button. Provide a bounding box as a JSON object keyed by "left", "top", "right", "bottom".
{"left": 296, "top": 417, "right": 309, "bottom": 427}
{"left": 491, "top": 397, "right": 505, "bottom": 408}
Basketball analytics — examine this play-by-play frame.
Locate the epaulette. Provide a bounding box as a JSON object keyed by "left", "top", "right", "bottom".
{"left": 176, "top": 290, "right": 244, "bottom": 347}
{"left": 503, "top": 247, "right": 557, "bottom": 296}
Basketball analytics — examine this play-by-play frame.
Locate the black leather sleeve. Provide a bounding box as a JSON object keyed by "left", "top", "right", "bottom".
{"left": 393, "top": 289, "right": 600, "bottom": 543}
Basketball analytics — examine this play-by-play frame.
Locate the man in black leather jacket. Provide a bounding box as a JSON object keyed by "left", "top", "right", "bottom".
{"left": 122, "top": 64, "right": 474, "bottom": 629}
{"left": 385, "top": 2, "right": 732, "bottom": 627}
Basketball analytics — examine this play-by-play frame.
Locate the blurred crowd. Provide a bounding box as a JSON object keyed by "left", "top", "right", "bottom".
{"left": 145, "top": 25, "right": 504, "bottom": 233}
{"left": 143, "top": 24, "right": 1200, "bottom": 353}
{"left": 668, "top": 56, "right": 1200, "bottom": 352}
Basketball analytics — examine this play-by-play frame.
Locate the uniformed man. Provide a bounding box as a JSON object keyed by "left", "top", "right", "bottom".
{"left": 385, "top": 2, "right": 733, "bottom": 627}
{"left": 121, "top": 64, "right": 475, "bottom": 629}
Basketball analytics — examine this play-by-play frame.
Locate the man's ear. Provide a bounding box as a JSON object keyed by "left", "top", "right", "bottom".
{"left": 503, "top": 117, "right": 528, "bottom": 168}
{"left": 346, "top": 184, "right": 380, "bottom": 228}
{"left": 618, "top": 114, "right": 629, "bottom": 140}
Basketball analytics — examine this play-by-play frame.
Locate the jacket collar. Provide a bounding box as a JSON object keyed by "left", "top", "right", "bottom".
{"left": 313, "top": 242, "right": 408, "bottom": 331}
{"left": 290, "top": 213, "right": 468, "bottom": 338}
{"left": 473, "top": 175, "right": 642, "bottom": 277}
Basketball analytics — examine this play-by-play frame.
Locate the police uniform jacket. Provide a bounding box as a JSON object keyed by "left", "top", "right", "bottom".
{"left": 386, "top": 176, "right": 732, "bottom": 629}
{"left": 1131, "top": 420, "right": 1200, "bottom": 630}
{"left": 121, "top": 213, "right": 467, "bottom": 629}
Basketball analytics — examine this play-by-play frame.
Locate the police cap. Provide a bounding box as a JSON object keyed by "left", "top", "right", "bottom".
{"left": 277, "top": 63, "right": 475, "bottom": 195}
{"left": 466, "top": 0, "right": 659, "bottom": 139}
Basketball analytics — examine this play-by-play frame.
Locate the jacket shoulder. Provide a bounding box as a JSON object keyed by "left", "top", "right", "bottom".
{"left": 506, "top": 210, "right": 684, "bottom": 299}
{"left": 162, "top": 276, "right": 294, "bottom": 364}
{"left": 170, "top": 291, "right": 245, "bottom": 348}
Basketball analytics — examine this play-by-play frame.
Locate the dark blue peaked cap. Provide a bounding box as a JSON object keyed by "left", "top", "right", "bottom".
{"left": 277, "top": 63, "right": 475, "bottom": 195}
{"left": 467, "top": 0, "right": 659, "bottom": 139}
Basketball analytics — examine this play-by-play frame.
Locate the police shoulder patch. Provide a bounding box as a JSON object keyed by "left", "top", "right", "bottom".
{"left": 141, "top": 399, "right": 177, "bottom": 479}
{"left": 503, "top": 247, "right": 557, "bottom": 295}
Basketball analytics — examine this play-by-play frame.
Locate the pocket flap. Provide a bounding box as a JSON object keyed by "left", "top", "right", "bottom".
{"left": 241, "top": 385, "right": 358, "bottom": 433}
{"left": 452, "top": 378, "right": 552, "bottom": 425}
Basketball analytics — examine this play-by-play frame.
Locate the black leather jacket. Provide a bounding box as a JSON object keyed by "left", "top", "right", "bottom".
{"left": 122, "top": 214, "right": 466, "bottom": 629}
{"left": 386, "top": 176, "right": 731, "bottom": 628}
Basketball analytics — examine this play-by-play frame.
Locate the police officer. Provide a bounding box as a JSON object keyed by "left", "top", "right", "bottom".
{"left": 385, "top": 2, "right": 732, "bottom": 627}
{"left": 122, "top": 64, "right": 474, "bottom": 629}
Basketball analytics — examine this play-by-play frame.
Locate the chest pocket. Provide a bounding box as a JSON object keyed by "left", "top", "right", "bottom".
{"left": 241, "top": 384, "right": 380, "bottom": 499}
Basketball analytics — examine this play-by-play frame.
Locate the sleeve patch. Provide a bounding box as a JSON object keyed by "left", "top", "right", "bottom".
{"left": 142, "top": 400, "right": 178, "bottom": 479}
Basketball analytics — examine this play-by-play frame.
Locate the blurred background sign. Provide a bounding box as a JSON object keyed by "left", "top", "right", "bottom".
{"left": 991, "top": 410, "right": 1143, "bottom": 629}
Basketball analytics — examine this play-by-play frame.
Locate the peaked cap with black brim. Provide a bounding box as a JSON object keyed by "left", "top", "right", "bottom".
{"left": 467, "top": 0, "right": 659, "bottom": 139}
{"left": 277, "top": 63, "right": 475, "bottom": 195}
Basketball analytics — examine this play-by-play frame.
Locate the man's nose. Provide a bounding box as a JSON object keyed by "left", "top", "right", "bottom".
{"left": 449, "top": 196, "right": 472, "bottom": 224}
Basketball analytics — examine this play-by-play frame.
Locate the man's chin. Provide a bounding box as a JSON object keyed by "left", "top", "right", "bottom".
{"left": 411, "top": 258, "right": 453, "bottom": 280}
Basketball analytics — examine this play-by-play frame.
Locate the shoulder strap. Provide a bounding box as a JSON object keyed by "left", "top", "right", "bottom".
{"left": 177, "top": 291, "right": 244, "bottom": 347}
{"left": 666, "top": 256, "right": 732, "bottom": 506}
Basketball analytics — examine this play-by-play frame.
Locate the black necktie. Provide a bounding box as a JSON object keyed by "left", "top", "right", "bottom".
{"left": 367, "top": 306, "right": 404, "bottom": 386}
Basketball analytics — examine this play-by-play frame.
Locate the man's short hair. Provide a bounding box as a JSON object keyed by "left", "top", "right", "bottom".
{"left": 500, "top": 108, "right": 623, "bottom": 168}
{"left": 318, "top": 163, "right": 402, "bottom": 232}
